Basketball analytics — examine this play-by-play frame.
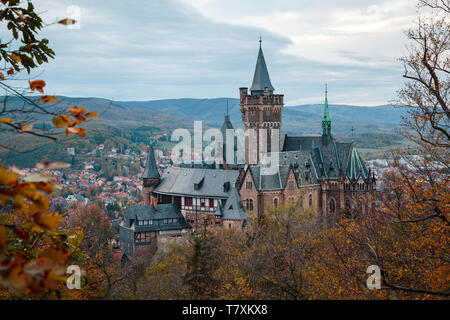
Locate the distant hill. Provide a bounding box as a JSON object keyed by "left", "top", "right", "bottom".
{"left": 0, "top": 96, "right": 408, "bottom": 167}
{"left": 112, "top": 98, "right": 405, "bottom": 135}
{"left": 0, "top": 96, "right": 405, "bottom": 135}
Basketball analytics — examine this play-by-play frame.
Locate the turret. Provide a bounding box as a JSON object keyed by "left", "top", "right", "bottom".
{"left": 142, "top": 144, "right": 160, "bottom": 205}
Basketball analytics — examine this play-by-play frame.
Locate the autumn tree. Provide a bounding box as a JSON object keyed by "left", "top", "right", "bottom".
{"left": 321, "top": 0, "right": 450, "bottom": 299}
{"left": 0, "top": 0, "right": 99, "bottom": 297}
{"left": 399, "top": 0, "right": 449, "bottom": 148}
{"left": 64, "top": 203, "right": 127, "bottom": 299}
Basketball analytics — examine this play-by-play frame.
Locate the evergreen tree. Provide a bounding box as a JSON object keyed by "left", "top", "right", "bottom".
{"left": 183, "top": 218, "right": 220, "bottom": 299}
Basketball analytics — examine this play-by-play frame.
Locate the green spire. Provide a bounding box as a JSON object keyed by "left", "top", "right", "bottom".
{"left": 322, "top": 84, "right": 331, "bottom": 136}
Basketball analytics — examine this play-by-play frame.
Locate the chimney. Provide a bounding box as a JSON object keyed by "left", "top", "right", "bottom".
{"left": 151, "top": 197, "right": 158, "bottom": 211}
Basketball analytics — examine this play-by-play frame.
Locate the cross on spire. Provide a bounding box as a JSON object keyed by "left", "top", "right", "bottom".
{"left": 259, "top": 35, "right": 262, "bottom": 47}
{"left": 351, "top": 126, "right": 355, "bottom": 142}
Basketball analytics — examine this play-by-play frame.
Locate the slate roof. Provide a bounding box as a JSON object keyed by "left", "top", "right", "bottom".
{"left": 246, "top": 134, "right": 370, "bottom": 186}
{"left": 250, "top": 45, "right": 274, "bottom": 95}
{"left": 154, "top": 167, "right": 240, "bottom": 198}
{"left": 216, "top": 187, "right": 246, "bottom": 221}
{"left": 221, "top": 114, "right": 234, "bottom": 137}
{"left": 248, "top": 164, "right": 296, "bottom": 191}
{"left": 346, "top": 144, "right": 369, "bottom": 181}
{"left": 122, "top": 203, "right": 191, "bottom": 232}
{"left": 280, "top": 134, "right": 366, "bottom": 181}
{"left": 143, "top": 144, "right": 160, "bottom": 179}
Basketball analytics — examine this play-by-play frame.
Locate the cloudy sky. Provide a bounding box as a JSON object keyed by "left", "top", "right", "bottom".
{"left": 9, "top": 0, "right": 421, "bottom": 105}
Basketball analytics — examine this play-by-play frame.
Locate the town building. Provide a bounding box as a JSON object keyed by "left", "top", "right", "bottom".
{"left": 119, "top": 201, "right": 191, "bottom": 258}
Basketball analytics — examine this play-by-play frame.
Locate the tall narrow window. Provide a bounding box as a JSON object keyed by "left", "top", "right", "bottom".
{"left": 309, "top": 194, "right": 313, "bottom": 207}
{"left": 330, "top": 199, "right": 336, "bottom": 213}
{"left": 345, "top": 199, "right": 351, "bottom": 209}
{"left": 273, "top": 198, "right": 278, "bottom": 208}
{"left": 246, "top": 199, "right": 254, "bottom": 211}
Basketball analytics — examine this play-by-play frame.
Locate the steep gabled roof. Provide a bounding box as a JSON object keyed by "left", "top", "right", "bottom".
{"left": 250, "top": 45, "right": 274, "bottom": 95}
{"left": 221, "top": 187, "right": 246, "bottom": 221}
{"left": 143, "top": 144, "right": 160, "bottom": 179}
{"left": 346, "top": 143, "right": 369, "bottom": 181}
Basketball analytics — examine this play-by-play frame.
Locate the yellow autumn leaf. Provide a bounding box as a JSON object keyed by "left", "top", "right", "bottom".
{"left": 10, "top": 53, "right": 21, "bottom": 63}
{"left": 85, "top": 112, "right": 100, "bottom": 119}
{"left": 52, "top": 115, "right": 71, "bottom": 128}
{"left": 67, "top": 127, "right": 86, "bottom": 138}
{"left": 21, "top": 124, "right": 33, "bottom": 132}
{"left": 32, "top": 213, "right": 64, "bottom": 232}
{"left": 58, "top": 18, "right": 77, "bottom": 25}
{"left": 0, "top": 166, "right": 18, "bottom": 186}
{"left": 36, "top": 162, "right": 70, "bottom": 170}
{"left": 40, "top": 95, "right": 61, "bottom": 103}
{"left": 29, "top": 80, "right": 46, "bottom": 94}
{"left": 68, "top": 106, "right": 86, "bottom": 115}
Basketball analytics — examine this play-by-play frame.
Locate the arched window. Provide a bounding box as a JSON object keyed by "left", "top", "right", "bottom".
{"left": 273, "top": 198, "right": 278, "bottom": 208}
{"left": 329, "top": 199, "right": 336, "bottom": 213}
{"left": 309, "top": 194, "right": 313, "bottom": 207}
{"left": 345, "top": 199, "right": 351, "bottom": 209}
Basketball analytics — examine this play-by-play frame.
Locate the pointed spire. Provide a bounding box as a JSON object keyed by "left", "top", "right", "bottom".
{"left": 143, "top": 143, "right": 160, "bottom": 179}
{"left": 322, "top": 84, "right": 331, "bottom": 136}
{"left": 225, "top": 99, "right": 230, "bottom": 121}
{"left": 250, "top": 39, "right": 274, "bottom": 95}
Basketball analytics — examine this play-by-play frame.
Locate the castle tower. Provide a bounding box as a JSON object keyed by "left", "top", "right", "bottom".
{"left": 142, "top": 144, "right": 160, "bottom": 205}
{"left": 240, "top": 39, "right": 284, "bottom": 165}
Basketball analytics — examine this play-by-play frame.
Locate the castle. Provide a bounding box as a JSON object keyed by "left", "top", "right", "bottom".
{"left": 119, "top": 42, "right": 376, "bottom": 257}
